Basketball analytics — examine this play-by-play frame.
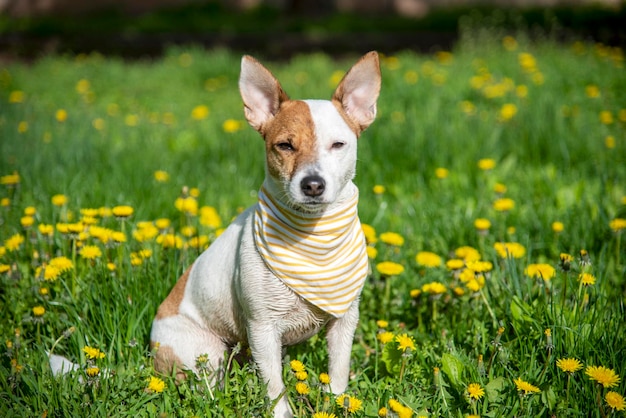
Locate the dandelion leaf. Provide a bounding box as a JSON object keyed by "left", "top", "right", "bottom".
{"left": 381, "top": 343, "right": 403, "bottom": 375}
{"left": 485, "top": 377, "right": 505, "bottom": 401}
{"left": 441, "top": 353, "right": 464, "bottom": 387}
{"left": 541, "top": 386, "right": 557, "bottom": 411}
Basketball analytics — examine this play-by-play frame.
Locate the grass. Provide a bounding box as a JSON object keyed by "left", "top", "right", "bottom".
{"left": 1, "top": 27, "right": 625, "bottom": 417}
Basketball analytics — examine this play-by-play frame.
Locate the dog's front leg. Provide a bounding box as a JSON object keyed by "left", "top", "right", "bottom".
{"left": 248, "top": 322, "right": 292, "bottom": 418}
{"left": 326, "top": 302, "right": 360, "bottom": 394}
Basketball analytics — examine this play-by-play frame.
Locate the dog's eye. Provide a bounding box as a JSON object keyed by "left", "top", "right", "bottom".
{"left": 276, "top": 142, "right": 294, "bottom": 152}
{"left": 331, "top": 141, "right": 346, "bottom": 149}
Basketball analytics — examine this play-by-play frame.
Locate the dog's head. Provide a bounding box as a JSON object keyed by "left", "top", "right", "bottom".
{"left": 239, "top": 52, "right": 381, "bottom": 213}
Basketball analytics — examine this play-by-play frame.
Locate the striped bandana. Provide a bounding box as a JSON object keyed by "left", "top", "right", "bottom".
{"left": 253, "top": 183, "right": 369, "bottom": 318}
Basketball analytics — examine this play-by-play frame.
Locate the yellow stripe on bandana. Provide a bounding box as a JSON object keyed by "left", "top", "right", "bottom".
{"left": 253, "top": 183, "right": 369, "bottom": 317}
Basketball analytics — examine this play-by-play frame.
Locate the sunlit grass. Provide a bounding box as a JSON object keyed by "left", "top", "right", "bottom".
{"left": 1, "top": 29, "right": 625, "bottom": 417}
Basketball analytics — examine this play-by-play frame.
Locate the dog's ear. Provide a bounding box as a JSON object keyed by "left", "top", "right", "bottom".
{"left": 332, "top": 51, "right": 381, "bottom": 134}
{"left": 239, "top": 56, "right": 289, "bottom": 133}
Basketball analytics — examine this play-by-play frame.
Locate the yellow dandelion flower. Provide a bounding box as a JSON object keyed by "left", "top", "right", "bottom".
{"left": 478, "top": 158, "right": 496, "bottom": 170}
{"left": 18, "top": 121, "right": 28, "bottom": 133}
{"left": 514, "top": 377, "right": 540, "bottom": 394}
{"left": 599, "top": 110, "right": 613, "bottom": 125}
{"left": 467, "top": 383, "right": 485, "bottom": 400}
{"left": 79, "top": 245, "right": 102, "bottom": 260}
{"left": 336, "top": 394, "right": 362, "bottom": 413}
{"left": 376, "top": 319, "right": 389, "bottom": 328}
{"left": 147, "top": 376, "right": 165, "bottom": 393}
{"left": 319, "top": 372, "right": 331, "bottom": 385}
{"left": 466, "top": 276, "right": 485, "bottom": 292}
{"left": 605, "top": 135, "right": 616, "bottom": 149}
{"left": 49, "top": 256, "right": 73, "bottom": 272}
{"left": 290, "top": 359, "right": 305, "bottom": 373}
{"left": 499, "top": 103, "right": 518, "bottom": 121}
{"left": 455, "top": 246, "right": 481, "bottom": 262}
{"left": 415, "top": 251, "right": 442, "bottom": 268}
{"left": 376, "top": 261, "right": 405, "bottom": 276}
{"left": 313, "top": 412, "right": 337, "bottom": 418}
{"left": 422, "top": 281, "right": 447, "bottom": 294}
{"left": 585, "top": 84, "right": 601, "bottom": 98}
{"left": 378, "top": 407, "right": 388, "bottom": 417}
{"left": 32, "top": 306, "right": 45, "bottom": 317}
{"left": 446, "top": 258, "right": 465, "bottom": 270}
{"left": 55, "top": 109, "right": 68, "bottom": 122}
{"left": 586, "top": 365, "right": 621, "bottom": 388}
{"left": 51, "top": 194, "right": 68, "bottom": 206}
{"left": 377, "top": 331, "right": 394, "bottom": 345}
{"left": 395, "top": 333, "right": 416, "bottom": 352}
{"left": 112, "top": 205, "right": 133, "bottom": 218}
{"left": 5, "top": 233, "right": 25, "bottom": 251}
{"left": 0, "top": 264, "right": 10, "bottom": 274}
{"left": 552, "top": 221, "right": 564, "bottom": 233}
{"left": 86, "top": 366, "right": 100, "bottom": 377}
{"left": 366, "top": 246, "right": 378, "bottom": 259}
{"left": 435, "top": 167, "right": 449, "bottom": 179}
{"left": 502, "top": 35, "right": 518, "bottom": 50}
{"left": 579, "top": 273, "right": 596, "bottom": 286}
{"left": 556, "top": 358, "right": 583, "bottom": 374}
{"left": 295, "top": 381, "right": 309, "bottom": 395}
{"left": 493, "top": 197, "right": 515, "bottom": 211}
{"left": 373, "top": 184, "right": 386, "bottom": 195}
{"left": 191, "top": 105, "right": 210, "bottom": 120}
{"left": 9, "top": 90, "right": 25, "bottom": 103}
{"left": 361, "top": 223, "right": 377, "bottom": 244}
{"left": 175, "top": 196, "right": 198, "bottom": 215}
{"left": 1, "top": 172, "right": 20, "bottom": 185}
{"left": 295, "top": 370, "right": 308, "bottom": 380}
{"left": 474, "top": 218, "right": 491, "bottom": 230}
{"left": 379, "top": 231, "right": 404, "bottom": 246}
{"left": 43, "top": 265, "right": 61, "bottom": 281}
{"left": 199, "top": 206, "right": 222, "bottom": 229}
{"left": 410, "top": 288, "right": 421, "bottom": 298}
{"left": 83, "top": 346, "right": 105, "bottom": 360}
{"left": 606, "top": 391, "right": 626, "bottom": 411}
{"left": 525, "top": 263, "right": 556, "bottom": 280}
{"left": 222, "top": 119, "right": 244, "bottom": 133}
{"left": 494, "top": 242, "right": 526, "bottom": 259}
{"left": 328, "top": 70, "right": 345, "bottom": 88}
{"left": 609, "top": 218, "right": 626, "bottom": 232}
{"left": 154, "top": 170, "right": 169, "bottom": 182}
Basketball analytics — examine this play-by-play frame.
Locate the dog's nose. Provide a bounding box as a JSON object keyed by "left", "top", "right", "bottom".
{"left": 301, "top": 175, "right": 326, "bottom": 197}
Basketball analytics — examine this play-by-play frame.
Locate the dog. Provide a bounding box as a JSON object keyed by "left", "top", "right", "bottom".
{"left": 150, "top": 51, "right": 381, "bottom": 417}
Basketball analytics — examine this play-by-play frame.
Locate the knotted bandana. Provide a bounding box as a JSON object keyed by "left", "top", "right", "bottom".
{"left": 253, "top": 183, "right": 369, "bottom": 317}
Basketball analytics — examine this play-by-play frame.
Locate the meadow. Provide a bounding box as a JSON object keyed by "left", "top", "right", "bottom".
{"left": 1, "top": 26, "right": 625, "bottom": 417}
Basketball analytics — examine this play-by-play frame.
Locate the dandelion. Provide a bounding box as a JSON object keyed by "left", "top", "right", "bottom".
{"left": 467, "top": 383, "right": 485, "bottom": 400}
{"left": 586, "top": 365, "right": 621, "bottom": 388}
{"left": 295, "top": 381, "right": 309, "bottom": 395}
{"left": 315, "top": 373, "right": 330, "bottom": 387}
{"left": 175, "top": 196, "right": 198, "bottom": 215}
{"left": 373, "top": 185, "right": 386, "bottom": 195}
{"left": 55, "top": 109, "right": 68, "bottom": 122}
{"left": 9, "top": 90, "right": 25, "bottom": 103}
{"left": 191, "top": 105, "right": 210, "bottom": 120}
{"left": 5, "top": 233, "right": 25, "bottom": 251}
{"left": 474, "top": 218, "right": 491, "bottom": 231}
{"left": 493, "top": 197, "right": 515, "bottom": 212}
{"left": 605, "top": 135, "right": 615, "bottom": 149}
{"left": 422, "top": 281, "right": 447, "bottom": 295}
{"left": 379, "top": 232, "right": 404, "bottom": 246}
{"left": 222, "top": 119, "right": 244, "bottom": 133}
{"left": 503, "top": 35, "right": 518, "bottom": 50}
{"left": 557, "top": 358, "right": 583, "bottom": 373}
{"left": 200, "top": 206, "right": 223, "bottom": 229}
{"left": 366, "top": 246, "right": 378, "bottom": 259}
{"left": 599, "top": 110, "right": 613, "bottom": 125}
{"left": 376, "top": 319, "right": 389, "bottom": 328}
{"left": 328, "top": 70, "right": 345, "bottom": 88}
{"left": 585, "top": 84, "right": 601, "bottom": 98}
{"left": 415, "top": 251, "right": 442, "bottom": 268}
{"left": 525, "top": 263, "right": 556, "bottom": 280}
{"left": 51, "top": 194, "right": 68, "bottom": 206}
{"left": 377, "top": 331, "right": 394, "bottom": 344}
{"left": 494, "top": 182, "right": 507, "bottom": 194}
{"left": 478, "top": 158, "right": 496, "bottom": 170}
{"left": 0, "top": 264, "right": 10, "bottom": 274}
{"left": 79, "top": 245, "right": 102, "bottom": 260}
{"left": 579, "top": 273, "right": 596, "bottom": 286}
{"left": 455, "top": 246, "right": 481, "bottom": 262}
{"left": 609, "top": 218, "right": 626, "bottom": 232}
{"left": 494, "top": 242, "right": 526, "bottom": 259}
{"left": 154, "top": 170, "right": 169, "bottom": 182}
{"left": 83, "top": 346, "right": 105, "bottom": 360}
{"left": 435, "top": 167, "right": 449, "bottom": 179}
{"left": 32, "top": 306, "right": 45, "bottom": 317}
{"left": 514, "top": 377, "right": 541, "bottom": 395}
{"left": 313, "top": 413, "right": 337, "bottom": 418}
{"left": 336, "top": 394, "right": 362, "bottom": 413}
{"left": 446, "top": 258, "right": 465, "bottom": 270}
{"left": 1, "top": 172, "right": 20, "bottom": 185}
{"left": 86, "top": 366, "right": 100, "bottom": 377}
{"left": 50, "top": 256, "right": 74, "bottom": 272}
{"left": 290, "top": 359, "right": 305, "bottom": 373}
{"left": 112, "top": 205, "right": 134, "bottom": 218}
{"left": 499, "top": 103, "right": 518, "bottom": 121}
{"left": 376, "top": 261, "right": 405, "bottom": 276}
{"left": 295, "top": 371, "right": 308, "bottom": 381}
{"left": 395, "top": 333, "right": 416, "bottom": 352}
{"left": 147, "top": 376, "right": 165, "bottom": 393}
{"left": 605, "top": 391, "right": 626, "bottom": 411}
{"left": 43, "top": 265, "right": 61, "bottom": 281}
{"left": 361, "top": 224, "right": 377, "bottom": 244}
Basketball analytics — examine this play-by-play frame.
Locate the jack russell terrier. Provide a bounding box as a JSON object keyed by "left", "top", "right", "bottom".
{"left": 150, "top": 51, "right": 381, "bottom": 417}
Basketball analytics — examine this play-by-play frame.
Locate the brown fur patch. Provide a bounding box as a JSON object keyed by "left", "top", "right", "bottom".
{"left": 151, "top": 343, "right": 187, "bottom": 380}
{"left": 331, "top": 99, "right": 362, "bottom": 137}
{"left": 155, "top": 265, "right": 192, "bottom": 320}
{"left": 263, "top": 100, "right": 318, "bottom": 181}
